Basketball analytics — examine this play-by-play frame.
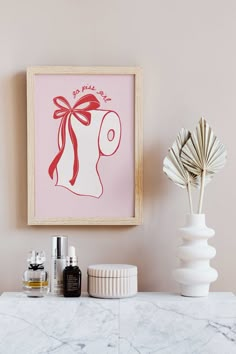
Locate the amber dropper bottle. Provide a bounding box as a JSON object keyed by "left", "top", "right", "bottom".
{"left": 63, "top": 246, "right": 82, "bottom": 297}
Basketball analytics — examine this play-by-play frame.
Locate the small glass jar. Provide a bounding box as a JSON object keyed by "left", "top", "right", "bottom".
{"left": 23, "top": 251, "right": 49, "bottom": 297}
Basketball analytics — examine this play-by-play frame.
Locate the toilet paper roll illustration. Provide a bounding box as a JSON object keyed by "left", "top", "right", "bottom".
{"left": 48, "top": 94, "right": 121, "bottom": 197}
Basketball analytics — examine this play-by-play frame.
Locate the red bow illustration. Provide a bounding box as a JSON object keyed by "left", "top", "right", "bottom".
{"left": 48, "top": 94, "right": 100, "bottom": 186}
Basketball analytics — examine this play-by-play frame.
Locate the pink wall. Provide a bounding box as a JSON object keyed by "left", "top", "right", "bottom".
{"left": 0, "top": 0, "right": 235, "bottom": 294}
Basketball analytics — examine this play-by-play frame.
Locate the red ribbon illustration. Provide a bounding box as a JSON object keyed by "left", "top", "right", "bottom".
{"left": 48, "top": 94, "right": 100, "bottom": 186}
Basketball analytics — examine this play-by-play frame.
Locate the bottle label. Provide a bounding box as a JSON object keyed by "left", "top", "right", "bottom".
{"left": 66, "top": 274, "right": 79, "bottom": 291}
{"left": 51, "top": 259, "right": 65, "bottom": 295}
{"left": 63, "top": 268, "right": 82, "bottom": 297}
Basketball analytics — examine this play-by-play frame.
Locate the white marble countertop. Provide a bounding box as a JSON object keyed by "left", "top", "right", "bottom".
{"left": 0, "top": 292, "right": 235, "bottom": 354}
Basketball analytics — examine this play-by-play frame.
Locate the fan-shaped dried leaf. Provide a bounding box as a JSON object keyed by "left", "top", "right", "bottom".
{"left": 193, "top": 174, "right": 213, "bottom": 189}
{"left": 163, "top": 128, "right": 197, "bottom": 188}
{"left": 180, "top": 118, "right": 227, "bottom": 177}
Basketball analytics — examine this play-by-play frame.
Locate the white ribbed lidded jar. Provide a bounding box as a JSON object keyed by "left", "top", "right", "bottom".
{"left": 87, "top": 264, "right": 138, "bottom": 299}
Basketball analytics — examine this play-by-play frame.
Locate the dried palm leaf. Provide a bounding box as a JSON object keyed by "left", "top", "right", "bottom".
{"left": 163, "top": 128, "right": 195, "bottom": 213}
{"left": 180, "top": 118, "right": 227, "bottom": 213}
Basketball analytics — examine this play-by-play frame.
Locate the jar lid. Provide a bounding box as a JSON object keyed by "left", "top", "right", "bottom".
{"left": 87, "top": 264, "right": 137, "bottom": 278}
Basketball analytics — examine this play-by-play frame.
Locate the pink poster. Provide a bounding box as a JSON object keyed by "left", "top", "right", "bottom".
{"left": 27, "top": 67, "right": 142, "bottom": 225}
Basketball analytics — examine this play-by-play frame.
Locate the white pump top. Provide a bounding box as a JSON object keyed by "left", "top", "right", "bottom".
{"left": 68, "top": 246, "right": 76, "bottom": 258}
{"left": 66, "top": 246, "right": 78, "bottom": 266}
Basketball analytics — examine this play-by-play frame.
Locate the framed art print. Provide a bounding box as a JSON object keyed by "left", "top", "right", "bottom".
{"left": 27, "top": 66, "right": 143, "bottom": 225}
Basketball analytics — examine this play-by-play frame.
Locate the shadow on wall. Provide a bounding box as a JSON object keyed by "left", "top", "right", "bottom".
{"left": 144, "top": 141, "right": 168, "bottom": 216}
{"left": 138, "top": 142, "right": 177, "bottom": 291}
{"left": 4, "top": 72, "right": 27, "bottom": 229}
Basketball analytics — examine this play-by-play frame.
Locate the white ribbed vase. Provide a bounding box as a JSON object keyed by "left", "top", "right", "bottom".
{"left": 173, "top": 214, "right": 218, "bottom": 297}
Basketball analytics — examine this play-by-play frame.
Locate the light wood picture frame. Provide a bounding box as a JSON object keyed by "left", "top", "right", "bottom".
{"left": 27, "top": 66, "right": 143, "bottom": 225}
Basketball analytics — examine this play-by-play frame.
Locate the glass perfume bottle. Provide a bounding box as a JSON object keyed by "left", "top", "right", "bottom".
{"left": 23, "top": 251, "right": 49, "bottom": 297}
{"left": 63, "top": 246, "right": 82, "bottom": 297}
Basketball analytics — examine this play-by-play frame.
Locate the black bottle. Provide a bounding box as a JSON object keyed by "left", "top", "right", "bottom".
{"left": 63, "top": 246, "right": 82, "bottom": 297}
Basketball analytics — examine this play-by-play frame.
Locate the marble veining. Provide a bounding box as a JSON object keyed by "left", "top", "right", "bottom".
{"left": 119, "top": 293, "right": 236, "bottom": 354}
{"left": 0, "top": 293, "right": 235, "bottom": 354}
{"left": 0, "top": 295, "right": 119, "bottom": 354}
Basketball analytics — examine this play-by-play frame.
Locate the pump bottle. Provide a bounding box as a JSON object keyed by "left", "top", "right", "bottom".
{"left": 51, "top": 235, "right": 68, "bottom": 295}
{"left": 63, "top": 246, "right": 82, "bottom": 297}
